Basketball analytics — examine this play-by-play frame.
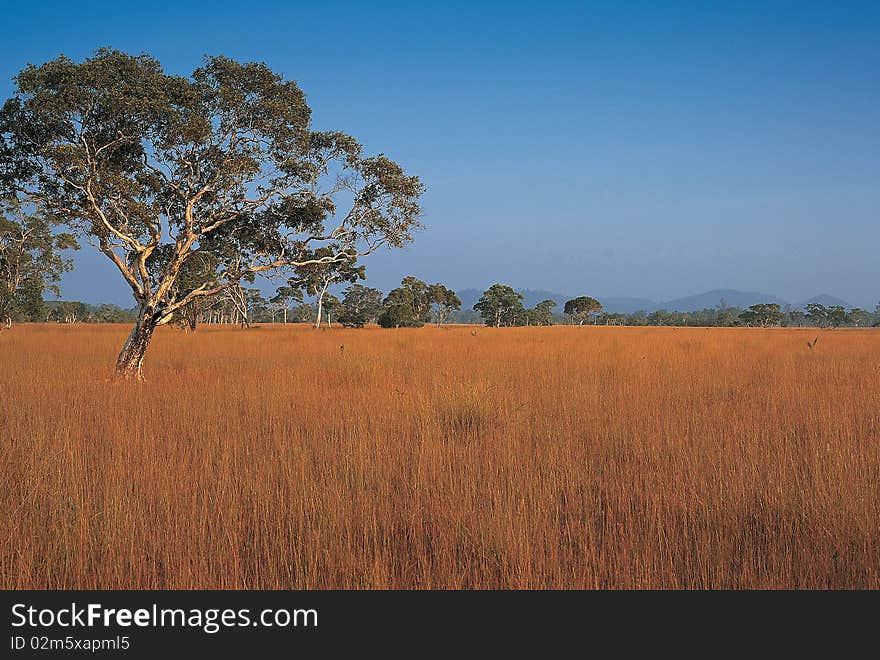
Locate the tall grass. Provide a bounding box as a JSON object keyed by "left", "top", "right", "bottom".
{"left": 1, "top": 323, "right": 878, "bottom": 588}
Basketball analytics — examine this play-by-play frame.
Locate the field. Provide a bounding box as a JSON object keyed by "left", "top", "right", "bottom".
{"left": 1, "top": 323, "right": 878, "bottom": 589}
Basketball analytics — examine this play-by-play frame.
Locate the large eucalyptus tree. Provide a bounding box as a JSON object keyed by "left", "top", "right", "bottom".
{"left": 0, "top": 49, "right": 423, "bottom": 377}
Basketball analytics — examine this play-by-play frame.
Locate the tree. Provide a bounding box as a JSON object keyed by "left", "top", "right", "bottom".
{"left": 400, "top": 276, "right": 432, "bottom": 323}
{"left": 53, "top": 300, "right": 90, "bottom": 323}
{"left": 788, "top": 309, "right": 806, "bottom": 327}
{"left": 0, "top": 198, "right": 77, "bottom": 327}
{"left": 427, "top": 283, "right": 461, "bottom": 327}
{"left": 849, "top": 308, "right": 870, "bottom": 327}
{"left": 473, "top": 284, "right": 524, "bottom": 327}
{"left": 270, "top": 285, "right": 303, "bottom": 324}
{"left": 826, "top": 305, "right": 848, "bottom": 328}
{"left": 93, "top": 303, "right": 137, "bottom": 324}
{"left": 564, "top": 296, "right": 602, "bottom": 325}
{"left": 805, "top": 303, "right": 829, "bottom": 327}
{"left": 377, "top": 276, "right": 431, "bottom": 328}
{"left": 737, "top": 303, "right": 783, "bottom": 327}
{"left": 291, "top": 303, "right": 315, "bottom": 323}
{"left": 338, "top": 284, "right": 383, "bottom": 327}
{"left": 530, "top": 299, "right": 557, "bottom": 326}
{"left": 650, "top": 309, "right": 678, "bottom": 326}
{"left": 322, "top": 294, "right": 343, "bottom": 328}
{"left": 285, "top": 250, "right": 365, "bottom": 329}
{"left": 0, "top": 50, "right": 423, "bottom": 377}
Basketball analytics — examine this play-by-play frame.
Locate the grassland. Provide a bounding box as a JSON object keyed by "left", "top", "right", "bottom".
{"left": 1, "top": 323, "right": 878, "bottom": 588}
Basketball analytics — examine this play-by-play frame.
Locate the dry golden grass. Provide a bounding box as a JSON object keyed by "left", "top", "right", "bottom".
{"left": 1, "top": 323, "right": 878, "bottom": 589}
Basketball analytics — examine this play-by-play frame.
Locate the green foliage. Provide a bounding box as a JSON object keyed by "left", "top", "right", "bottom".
{"left": 805, "top": 303, "right": 829, "bottom": 327}
{"left": 737, "top": 303, "right": 783, "bottom": 327}
{"left": 563, "top": 296, "right": 602, "bottom": 325}
{"left": 427, "top": 283, "right": 461, "bottom": 326}
{"left": 378, "top": 276, "right": 431, "bottom": 328}
{"left": 473, "top": 284, "right": 524, "bottom": 327}
{"left": 338, "top": 284, "right": 383, "bottom": 327}
{"left": 0, "top": 198, "right": 78, "bottom": 322}
{"left": 826, "top": 305, "right": 848, "bottom": 328}
{"left": 529, "top": 299, "right": 557, "bottom": 326}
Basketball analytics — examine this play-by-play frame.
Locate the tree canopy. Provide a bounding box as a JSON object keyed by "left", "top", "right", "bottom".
{"left": 473, "top": 284, "right": 524, "bottom": 327}
{"left": 563, "top": 296, "right": 602, "bottom": 325}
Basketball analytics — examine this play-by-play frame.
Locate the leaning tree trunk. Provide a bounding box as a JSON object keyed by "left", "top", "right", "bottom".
{"left": 115, "top": 310, "right": 157, "bottom": 380}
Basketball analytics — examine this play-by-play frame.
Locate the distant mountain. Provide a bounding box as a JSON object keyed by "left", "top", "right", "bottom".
{"left": 598, "top": 297, "right": 658, "bottom": 313}
{"left": 795, "top": 294, "right": 853, "bottom": 310}
{"left": 452, "top": 287, "right": 859, "bottom": 314}
{"left": 455, "top": 288, "right": 487, "bottom": 312}
{"left": 657, "top": 289, "right": 786, "bottom": 313}
{"left": 515, "top": 289, "right": 570, "bottom": 309}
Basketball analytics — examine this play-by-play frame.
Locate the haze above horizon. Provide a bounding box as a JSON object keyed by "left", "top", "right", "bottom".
{"left": 2, "top": 0, "right": 877, "bottom": 307}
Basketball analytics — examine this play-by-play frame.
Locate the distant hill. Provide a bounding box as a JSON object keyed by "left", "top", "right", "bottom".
{"left": 656, "top": 289, "right": 786, "bottom": 313}
{"left": 598, "top": 296, "right": 661, "bottom": 313}
{"left": 453, "top": 287, "right": 858, "bottom": 314}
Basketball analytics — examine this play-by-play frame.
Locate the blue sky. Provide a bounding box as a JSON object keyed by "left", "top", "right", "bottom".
{"left": 2, "top": 0, "right": 878, "bottom": 307}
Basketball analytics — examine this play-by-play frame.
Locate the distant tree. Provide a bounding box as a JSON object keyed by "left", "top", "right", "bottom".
{"left": 221, "top": 285, "right": 266, "bottom": 328}
{"left": 530, "top": 299, "right": 557, "bottom": 326}
{"left": 338, "top": 284, "right": 383, "bottom": 327}
{"left": 400, "top": 276, "right": 432, "bottom": 323}
{"left": 291, "top": 303, "right": 315, "bottom": 323}
{"left": 473, "top": 284, "right": 524, "bottom": 327}
{"left": 0, "top": 50, "right": 423, "bottom": 377}
{"left": 647, "top": 309, "right": 675, "bottom": 326}
{"left": 848, "top": 308, "right": 870, "bottom": 327}
{"left": 164, "top": 249, "right": 219, "bottom": 331}
{"left": 93, "top": 304, "right": 137, "bottom": 324}
{"left": 270, "top": 285, "right": 304, "bottom": 324}
{"left": 0, "top": 199, "right": 78, "bottom": 328}
{"left": 377, "top": 276, "right": 432, "bottom": 328}
{"left": 427, "top": 283, "right": 461, "bottom": 327}
{"left": 564, "top": 296, "right": 602, "bottom": 325}
{"left": 805, "top": 303, "right": 829, "bottom": 327}
{"left": 323, "top": 294, "right": 343, "bottom": 328}
{"left": 54, "top": 300, "right": 90, "bottom": 323}
{"left": 285, "top": 250, "right": 365, "bottom": 329}
{"left": 826, "top": 305, "right": 848, "bottom": 328}
{"left": 788, "top": 309, "right": 806, "bottom": 327}
{"left": 738, "top": 303, "right": 783, "bottom": 327}
{"left": 715, "top": 309, "right": 735, "bottom": 326}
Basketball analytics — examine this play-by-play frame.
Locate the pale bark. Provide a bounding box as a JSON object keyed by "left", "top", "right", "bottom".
{"left": 115, "top": 309, "right": 158, "bottom": 380}
{"left": 314, "top": 280, "right": 330, "bottom": 329}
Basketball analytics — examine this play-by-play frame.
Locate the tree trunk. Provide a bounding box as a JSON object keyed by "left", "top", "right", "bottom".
{"left": 115, "top": 311, "right": 157, "bottom": 380}
{"left": 314, "top": 292, "right": 324, "bottom": 328}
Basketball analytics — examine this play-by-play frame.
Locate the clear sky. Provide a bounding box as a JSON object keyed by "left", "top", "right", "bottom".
{"left": 2, "top": 0, "right": 878, "bottom": 307}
